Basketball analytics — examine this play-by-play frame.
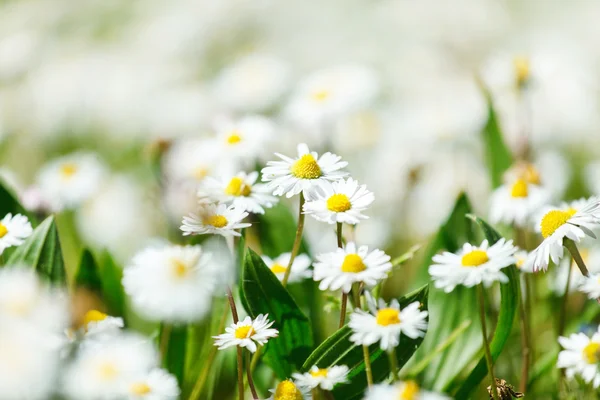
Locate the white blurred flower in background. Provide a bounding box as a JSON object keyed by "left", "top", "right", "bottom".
{"left": 0, "top": 213, "right": 32, "bottom": 254}
{"left": 261, "top": 252, "right": 312, "bottom": 283}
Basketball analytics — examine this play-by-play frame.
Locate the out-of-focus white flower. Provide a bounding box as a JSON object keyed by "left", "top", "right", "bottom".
{"left": 163, "top": 138, "right": 221, "bottom": 185}
{"left": 429, "top": 239, "right": 517, "bottom": 292}
{"left": 262, "top": 143, "right": 348, "bottom": 198}
{"left": 579, "top": 274, "right": 600, "bottom": 300}
{"left": 558, "top": 327, "right": 600, "bottom": 388}
{"left": 585, "top": 160, "right": 600, "bottom": 197}
{"left": 126, "top": 368, "right": 180, "bottom": 400}
{"left": 363, "top": 380, "right": 449, "bottom": 400}
{"left": 261, "top": 253, "right": 312, "bottom": 283}
{"left": 268, "top": 380, "right": 311, "bottom": 400}
{"left": 213, "top": 314, "right": 278, "bottom": 353}
{"left": 181, "top": 203, "right": 251, "bottom": 237}
{"left": 215, "top": 115, "right": 276, "bottom": 166}
{"left": 292, "top": 365, "right": 349, "bottom": 391}
{"left": 551, "top": 245, "right": 600, "bottom": 295}
{"left": 0, "top": 213, "right": 32, "bottom": 254}
{"left": 313, "top": 242, "right": 392, "bottom": 293}
{"left": 303, "top": 178, "right": 374, "bottom": 225}
{"left": 78, "top": 310, "right": 124, "bottom": 342}
{"left": 489, "top": 178, "right": 550, "bottom": 228}
{"left": 515, "top": 249, "right": 534, "bottom": 274}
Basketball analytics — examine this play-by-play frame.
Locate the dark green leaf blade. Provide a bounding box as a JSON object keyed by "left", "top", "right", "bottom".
{"left": 162, "top": 325, "right": 188, "bottom": 388}
{"left": 75, "top": 249, "right": 103, "bottom": 293}
{"left": 97, "top": 250, "right": 126, "bottom": 318}
{"left": 0, "top": 177, "right": 34, "bottom": 221}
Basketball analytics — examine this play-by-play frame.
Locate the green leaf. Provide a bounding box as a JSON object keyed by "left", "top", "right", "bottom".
{"left": 453, "top": 215, "right": 519, "bottom": 398}
{"left": 7, "top": 215, "right": 66, "bottom": 284}
{"left": 75, "top": 249, "right": 103, "bottom": 293}
{"left": 97, "top": 251, "right": 126, "bottom": 318}
{"left": 0, "top": 177, "right": 33, "bottom": 221}
{"left": 255, "top": 202, "right": 308, "bottom": 258}
{"left": 162, "top": 325, "right": 187, "bottom": 388}
{"left": 301, "top": 285, "right": 429, "bottom": 400}
{"left": 241, "top": 248, "right": 313, "bottom": 378}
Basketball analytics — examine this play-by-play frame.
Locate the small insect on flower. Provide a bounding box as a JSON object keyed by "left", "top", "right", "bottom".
{"left": 213, "top": 314, "right": 278, "bottom": 353}
{"left": 303, "top": 178, "right": 374, "bottom": 225}
{"left": 363, "top": 380, "right": 450, "bottom": 400}
{"left": 292, "top": 365, "right": 349, "bottom": 391}
{"left": 0, "top": 213, "right": 32, "bottom": 255}
{"left": 268, "top": 379, "right": 311, "bottom": 400}
{"left": 313, "top": 242, "right": 392, "bottom": 293}
{"left": 487, "top": 379, "right": 524, "bottom": 400}
{"left": 126, "top": 368, "right": 180, "bottom": 400}
{"left": 180, "top": 202, "right": 251, "bottom": 237}
{"left": 261, "top": 143, "right": 348, "bottom": 198}
{"left": 489, "top": 178, "right": 549, "bottom": 227}
{"left": 558, "top": 326, "right": 600, "bottom": 388}
{"left": 262, "top": 253, "right": 312, "bottom": 283}
{"left": 429, "top": 239, "right": 517, "bottom": 293}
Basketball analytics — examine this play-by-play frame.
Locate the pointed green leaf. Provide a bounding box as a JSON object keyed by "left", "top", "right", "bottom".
{"left": 97, "top": 250, "right": 126, "bottom": 318}
{"left": 75, "top": 249, "right": 103, "bottom": 293}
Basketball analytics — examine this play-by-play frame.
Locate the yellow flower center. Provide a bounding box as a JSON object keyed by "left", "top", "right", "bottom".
{"left": 83, "top": 310, "right": 108, "bottom": 328}
{"left": 326, "top": 194, "right": 352, "bottom": 213}
{"left": 130, "top": 382, "right": 152, "bottom": 395}
{"left": 340, "top": 254, "right": 366, "bottom": 273}
{"left": 513, "top": 56, "right": 530, "bottom": 86}
{"left": 60, "top": 163, "right": 78, "bottom": 179}
{"left": 97, "top": 362, "right": 118, "bottom": 381}
{"left": 193, "top": 167, "right": 208, "bottom": 180}
{"left": 312, "top": 90, "right": 330, "bottom": 102}
{"left": 171, "top": 258, "right": 190, "bottom": 278}
{"left": 461, "top": 250, "right": 489, "bottom": 267}
{"left": 399, "top": 381, "right": 420, "bottom": 400}
{"left": 510, "top": 179, "right": 529, "bottom": 198}
{"left": 227, "top": 130, "right": 242, "bottom": 145}
{"left": 225, "top": 177, "right": 252, "bottom": 197}
{"left": 376, "top": 308, "right": 401, "bottom": 326}
{"left": 204, "top": 215, "right": 228, "bottom": 228}
{"left": 540, "top": 208, "right": 577, "bottom": 239}
{"left": 522, "top": 163, "right": 541, "bottom": 185}
{"left": 274, "top": 380, "right": 304, "bottom": 400}
{"left": 516, "top": 257, "right": 525, "bottom": 269}
{"left": 270, "top": 264, "right": 288, "bottom": 274}
{"left": 583, "top": 342, "right": 600, "bottom": 364}
{"left": 291, "top": 154, "right": 322, "bottom": 179}
{"left": 234, "top": 325, "right": 255, "bottom": 339}
{"left": 0, "top": 223, "right": 7, "bottom": 239}
{"left": 310, "top": 368, "right": 328, "bottom": 378}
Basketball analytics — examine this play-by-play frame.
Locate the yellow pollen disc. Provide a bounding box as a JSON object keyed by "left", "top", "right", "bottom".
{"left": 513, "top": 56, "right": 531, "bottom": 86}
{"left": 310, "top": 368, "right": 328, "bottom": 377}
{"left": 227, "top": 130, "right": 242, "bottom": 145}
{"left": 399, "top": 380, "right": 420, "bottom": 400}
{"left": 510, "top": 179, "right": 529, "bottom": 198}
{"left": 97, "top": 362, "right": 118, "bottom": 381}
{"left": 130, "top": 382, "right": 152, "bottom": 395}
{"left": 340, "top": 254, "right": 366, "bottom": 273}
{"left": 204, "top": 215, "right": 228, "bottom": 228}
{"left": 291, "top": 154, "right": 322, "bottom": 179}
{"left": 225, "top": 177, "right": 252, "bottom": 197}
{"left": 270, "top": 264, "right": 287, "bottom": 274}
{"left": 193, "top": 167, "right": 208, "bottom": 180}
{"left": 376, "top": 308, "right": 401, "bottom": 326}
{"left": 234, "top": 325, "right": 255, "bottom": 339}
{"left": 540, "top": 208, "right": 577, "bottom": 239}
{"left": 171, "top": 259, "right": 190, "bottom": 278}
{"left": 83, "top": 310, "right": 108, "bottom": 328}
{"left": 274, "top": 380, "right": 304, "bottom": 400}
{"left": 461, "top": 250, "right": 489, "bottom": 267}
{"left": 0, "top": 223, "right": 7, "bottom": 239}
{"left": 516, "top": 257, "right": 525, "bottom": 269}
{"left": 60, "top": 163, "right": 78, "bottom": 179}
{"left": 311, "top": 90, "right": 330, "bottom": 102}
{"left": 522, "top": 164, "right": 541, "bottom": 185}
{"left": 327, "top": 194, "right": 352, "bottom": 213}
{"left": 583, "top": 342, "right": 600, "bottom": 364}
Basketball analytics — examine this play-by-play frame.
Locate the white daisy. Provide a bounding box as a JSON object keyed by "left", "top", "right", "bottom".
{"left": 349, "top": 298, "right": 428, "bottom": 351}
{"left": 36, "top": 152, "right": 107, "bottom": 211}
{"left": 303, "top": 178, "right": 374, "bottom": 225}
{"left": 268, "top": 380, "right": 312, "bottom": 400}
{"left": 524, "top": 197, "right": 600, "bottom": 272}
{"left": 514, "top": 249, "right": 534, "bottom": 274}
{"left": 198, "top": 171, "right": 278, "bottom": 214}
{"left": 313, "top": 242, "right": 392, "bottom": 293}
{"left": 0, "top": 213, "right": 32, "bottom": 254}
{"left": 261, "top": 253, "right": 312, "bottom": 283}
{"left": 363, "top": 381, "right": 450, "bottom": 400}
{"left": 429, "top": 239, "right": 517, "bottom": 293}
{"left": 162, "top": 138, "right": 221, "bottom": 185}
{"left": 215, "top": 115, "right": 275, "bottom": 164}
{"left": 123, "top": 244, "right": 216, "bottom": 323}
{"left": 213, "top": 314, "right": 278, "bottom": 353}
{"left": 79, "top": 309, "right": 124, "bottom": 341}
{"left": 292, "top": 365, "right": 349, "bottom": 391}
{"left": 126, "top": 368, "right": 180, "bottom": 400}
{"left": 180, "top": 203, "right": 251, "bottom": 237}
{"left": 489, "top": 178, "right": 550, "bottom": 228}
{"left": 558, "top": 327, "right": 600, "bottom": 388}
{"left": 261, "top": 143, "right": 348, "bottom": 198}
{"left": 579, "top": 273, "right": 600, "bottom": 300}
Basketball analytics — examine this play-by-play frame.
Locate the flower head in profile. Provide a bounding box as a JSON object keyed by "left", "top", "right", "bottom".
{"left": 75, "top": 309, "right": 124, "bottom": 342}
{"left": 292, "top": 365, "right": 349, "bottom": 391}
{"left": 489, "top": 178, "right": 549, "bottom": 227}
{"left": 303, "top": 178, "right": 374, "bottom": 225}
{"left": 429, "top": 239, "right": 517, "bottom": 292}
{"left": 181, "top": 203, "right": 251, "bottom": 237}
{"left": 0, "top": 213, "right": 32, "bottom": 255}
{"left": 126, "top": 368, "right": 180, "bottom": 400}
{"left": 268, "top": 379, "right": 311, "bottom": 400}
{"left": 313, "top": 242, "right": 392, "bottom": 293}
{"left": 363, "top": 381, "right": 449, "bottom": 400}
{"left": 261, "top": 143, "right": 348, "bottom": 198}
{"left": 213, "top": 314, "right": 278, "bottom": 353}
{"left": 558, "top": 326, "right": 600, "bottom": 388}
{"left": 262, "top": 253, "right": 312, "bottom": 283}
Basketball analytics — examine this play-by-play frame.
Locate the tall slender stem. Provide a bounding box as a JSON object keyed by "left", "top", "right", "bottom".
{"left": 227, "top": 287, "right": 244, "bottom": 400}
{"left": 246, "top": 351, "right": 258, "bottom": 400}
{"left": 339, "top": 292, "right": 348, "bottom": 328}
{"left": 558, "top": 262, "right": 572, "bottom": 338}
{"left": 336, "top": 222, "right": 343, "bottom": 248}
{"left": 282, "top": 193, "right": 305, "bottom": 286}
{"left": 353, "top": 287, "right": 373, "bottom": 387}
{"left": 477, "top": 284, "right": 499, "bottom": 400}
{"left": 159, "top": 324, "right": 172, "bottom": 364}
{"left": 388, "top": 348, "right": 399, "bottom": 382}
{"left": 565, "top": 239, "right": 590, "bottom": 277}
{"left": 518, "top": 276, "right": 530, "bottom": 393}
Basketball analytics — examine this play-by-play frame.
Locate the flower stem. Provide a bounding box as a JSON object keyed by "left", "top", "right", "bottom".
{"left": 388, "top": 348, "right": 399, "bottom": 382}
{"left": 282, "top": 193, "right": 305, "bottom": 287}
{"left": 518, "top": 276, "right": 531, "bottom": 393}
{"left": 353, "top": 287, "right": 373, "bottom": 387}
{"left": 159, "top": 323, "right": 172, "bottom": 364}
{"left": 336, "top": 222, "right": 343, "bottom": 248}
{"left": 477, "top": 284, "right": 499, "bottom": 400}
{"left": 339, "top": 292, "right": 348, "bottom": 328}
{"left": 227, "top": 287, "right": 244, "bottom": 400}
{"left": 564, "top": 238, "right": 590, "bottom": 277}
{"left": 312, "top": 388, "right": 321, "bottom": 400}
{"left": 246, "top": 351, "right": 258, "bottom": 400}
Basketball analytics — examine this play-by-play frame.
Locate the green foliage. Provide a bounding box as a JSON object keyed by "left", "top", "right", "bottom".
{"left": 0, "top": 177, "right": 34, "bottom": 222}
{"left": 162, "top": 325, "right": 188, "bottom": 388}
{"left": 75, "top": 248, "right": 103, "bottom": 292}
{"left": 255, "top": 202, "right": 308, "bottom": 258}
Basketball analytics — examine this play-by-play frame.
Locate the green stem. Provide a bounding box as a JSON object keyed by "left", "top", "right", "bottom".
{"left": 226, "top": 287, "right": 244, "bottom": 400}
{"left": 336, "top": 222, "right": 343, "bottom": 248}
{"left": 518, "top": 276, "right": 530, "bottom": 393}
{"left": 246, "top": 351, "right": 258, "bottom": 400}
{"left": 282, "top": 193, "right": 305, "bottom": 287}
{"left": 564, "top": 239, "right": 590, "bottom": 277}
{"left": 388, "top": 348, "right": 399, "bottom": 382}
{"left": 353, "top": 287, "right": 373, "bottom": 387}
{"left": 477, "top": 284, "right": 499, "bottom": 400}
{"left": 159, "top": 324, "right": 172, "bottom": 364}
{"left": 339, "top": 292, "right": 348, "bottom": 328}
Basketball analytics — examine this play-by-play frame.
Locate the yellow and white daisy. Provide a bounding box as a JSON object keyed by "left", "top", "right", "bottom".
{"left": 303, "top": 178, "right": 374, "bottom": 225}
{"left": 558, "top": 327, "right": 600, "bottom": 388}
{"left": 261, "top": 143, "right": 348, "bottom": 198}
{"left": 262, "top": 252, "right": 312, "bottom": 283}
{"left": 162, "top": 137, "right": 220, "bottom": 185}
{"left": 313, "top": 242, "right": 392, "bottom": 293}
{"left": 78, "top": 309, "right": 124, "bottom": 341}
{"left": 363, "top": 381, "right": 450, "bottom": 400}
{"left": 268, "top": 380, "right": 311, "bottom": 400}
{"left": 514, "top": 249, "right": 534, "bottom": 274}
{"left": 349, "top": 298, "right": 428, "bottom": 351}
{"left": 213, "top": 314, "right": 278, "bottom": 353}
{"left": 429, "top": 239, "right": 517, "bottom": 293}
{"left": 215, "top": 115, "right": 275, "bottom": 164}
{"left": 0, "top": 213, "right": 32, "bottom": 254}
{"left": 123, "top": 244, "right": 216, "bottom": 323}
{"left": 524, "top": 197, "right": 600, "bottom": 272}
{"left": 36, "top": 152, "right": 107, "bottom": 211}
{"left": 180, "top": 203, "right": 251, "bottom": 237}
{"left": 489, "top": 178, "right": 550, "bottom": 228}
{"left": 292, "top": 365, "right": 349, "bottom": 391}
{"left": 126, "top": 368, "right": 180, "bottom": 400}
{"left": 199, "top": 171, "right": 278, "bottom": 214}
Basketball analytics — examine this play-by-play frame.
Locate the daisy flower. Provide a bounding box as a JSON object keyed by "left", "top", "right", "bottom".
{"left": 313, "top": 242, "right": 392, "bottom": 293}
{"left": 363, "top": 381, "right": 450, "bottom": 400}
{"left": 349, "top": 297, "right": 428, "bottom": 351}
{"left": 558, "top": 327, "right": 600, "bottom": 388}
{"left": 180, "top": 203, "right": 251, "bottom": 237}
{"left": 213, "top": 314, "right": 278, "bottom": 353}
{"left": 262, "top": 253, "right": 312, "bottom": 283}
{"left": 198, "top": 171, "right": 278, "bottom": 214}
{"left": 123, "top": 244, "right": 216, "bottom": 323}
{"left": 261, "top": 143, "right": 348, "bottom": 198}
{"left": 126, "top": 368, "right": 180, "bottom": 400}
{"left": 489, "top": 178, "right": 549, "bottom": 227}
{"left": 268, "top": 380, "right": 311, "bottom": 400}
{"left": 162, "top": 138, "right": 220, "bottom": 185}
{"left": 514, "top": 249, "right": 534, "bottom": 273}
{"left": 79, "top": 309, "right": 124, "bottom": 341}
{"left": 215, "top": 115, "right": 275, "bottom": 163}
{"left": 429, "top": 239, "right": 517, "bottom": 293}
{"left": 579, "top": 273, "right": 600, "bottom": 300}
{"left": 524, "top": 197, "right": 600, "bottom": 272}
{"left": 0, "top": 213, "right": 32, "bottom": 254}
{"left": 303, "top": 178, "right": 374, "bottom": 225}
{"left": 293, "top": 365, "right": 349, "bottom": 391}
